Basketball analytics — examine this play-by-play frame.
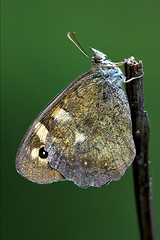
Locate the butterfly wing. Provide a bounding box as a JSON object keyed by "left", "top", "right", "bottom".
{"left": 45, "top": 71, "right": 136, "bottom": 188}
{"left": 16, "top": 70, "right": 135, "bottom": 188}
{"left": 16, "top": 71, "right": 92, "bottom": 184}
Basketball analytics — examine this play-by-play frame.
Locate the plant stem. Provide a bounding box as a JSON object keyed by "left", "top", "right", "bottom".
{"left": 124, "top": 58, "right": 156, "bottom": 240}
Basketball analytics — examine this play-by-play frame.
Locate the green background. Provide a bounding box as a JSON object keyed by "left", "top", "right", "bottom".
{"left": 1, "top": 0, "right": 160, "bottom": 239}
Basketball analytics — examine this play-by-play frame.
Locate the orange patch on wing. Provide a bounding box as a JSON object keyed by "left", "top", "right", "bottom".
{"left": 71, "top": 91, "right": 75, "bottom": 96}
{"left": 64, "top": 91, "right": 75, "bottom": 105}
{"left": 51, "top": 106, "right": 61, "bottom": 118}
{"left": 64, "top": 97, "right": 69, "bottom": 104}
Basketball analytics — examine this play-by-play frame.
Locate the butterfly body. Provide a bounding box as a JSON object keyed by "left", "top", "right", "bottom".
{"left": 16, "top": 48, "right": 136, "bottom": 188}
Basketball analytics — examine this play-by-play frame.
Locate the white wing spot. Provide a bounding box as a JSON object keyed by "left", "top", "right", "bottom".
{"left": 75, "top": 131, "right": 86, "bottom": 143}
{"left": 35, "top": 122, "right": 41, "bottom": 129}
{"left": 31, "top": 148, "right": 39, "bottom": 158}
{"left": 35, "top": 122, "right": 48, "bottom": 144}
{"left": 55, "top": 109, "right": 72, "bottom": 122}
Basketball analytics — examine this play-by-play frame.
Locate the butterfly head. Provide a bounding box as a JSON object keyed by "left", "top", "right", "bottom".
{"left": 90, "top": 48, "right": 115, "bottom": 67}
{"left": 90, "top": 48, "right": 108, "bottom": 62}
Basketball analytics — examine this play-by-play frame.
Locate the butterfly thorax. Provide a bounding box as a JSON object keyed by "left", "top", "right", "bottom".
{"left": 91, "top": 48, "right": 124, "bottom": 86}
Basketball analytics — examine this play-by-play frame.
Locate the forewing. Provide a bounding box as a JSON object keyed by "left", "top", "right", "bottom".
{"left": 16, "top": 71, "right": 92, "bottom": 184}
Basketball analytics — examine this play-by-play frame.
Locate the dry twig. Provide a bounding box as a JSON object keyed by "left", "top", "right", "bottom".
{"left": 124, "top": 58, "right": 156, "bottom": 240}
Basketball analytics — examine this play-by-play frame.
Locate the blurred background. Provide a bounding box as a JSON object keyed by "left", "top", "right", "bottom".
{"left": 1, "top": 0, "right": 160, "bottom": 239}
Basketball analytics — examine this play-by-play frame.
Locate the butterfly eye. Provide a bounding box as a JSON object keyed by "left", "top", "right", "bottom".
{"left": 39, "top": 147, "right": 48, "bottom": 159}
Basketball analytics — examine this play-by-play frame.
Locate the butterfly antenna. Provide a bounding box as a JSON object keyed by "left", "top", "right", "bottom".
{"left": 67, "top": 32, "right": 91, "bottom": 59}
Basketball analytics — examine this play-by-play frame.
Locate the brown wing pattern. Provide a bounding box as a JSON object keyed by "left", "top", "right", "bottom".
{"left": 16, "top": 70, "right": 135, "bottom": 188}
{"left": 16, "top": 71, "right": 93, "bottom": 184}
{"left": 45, "top": 73, "right": 135, "bottom": 188}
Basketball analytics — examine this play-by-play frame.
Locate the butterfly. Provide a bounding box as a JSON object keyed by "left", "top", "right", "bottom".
{"left": 16, "top": 33, "right": 136, "bottom": 188}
